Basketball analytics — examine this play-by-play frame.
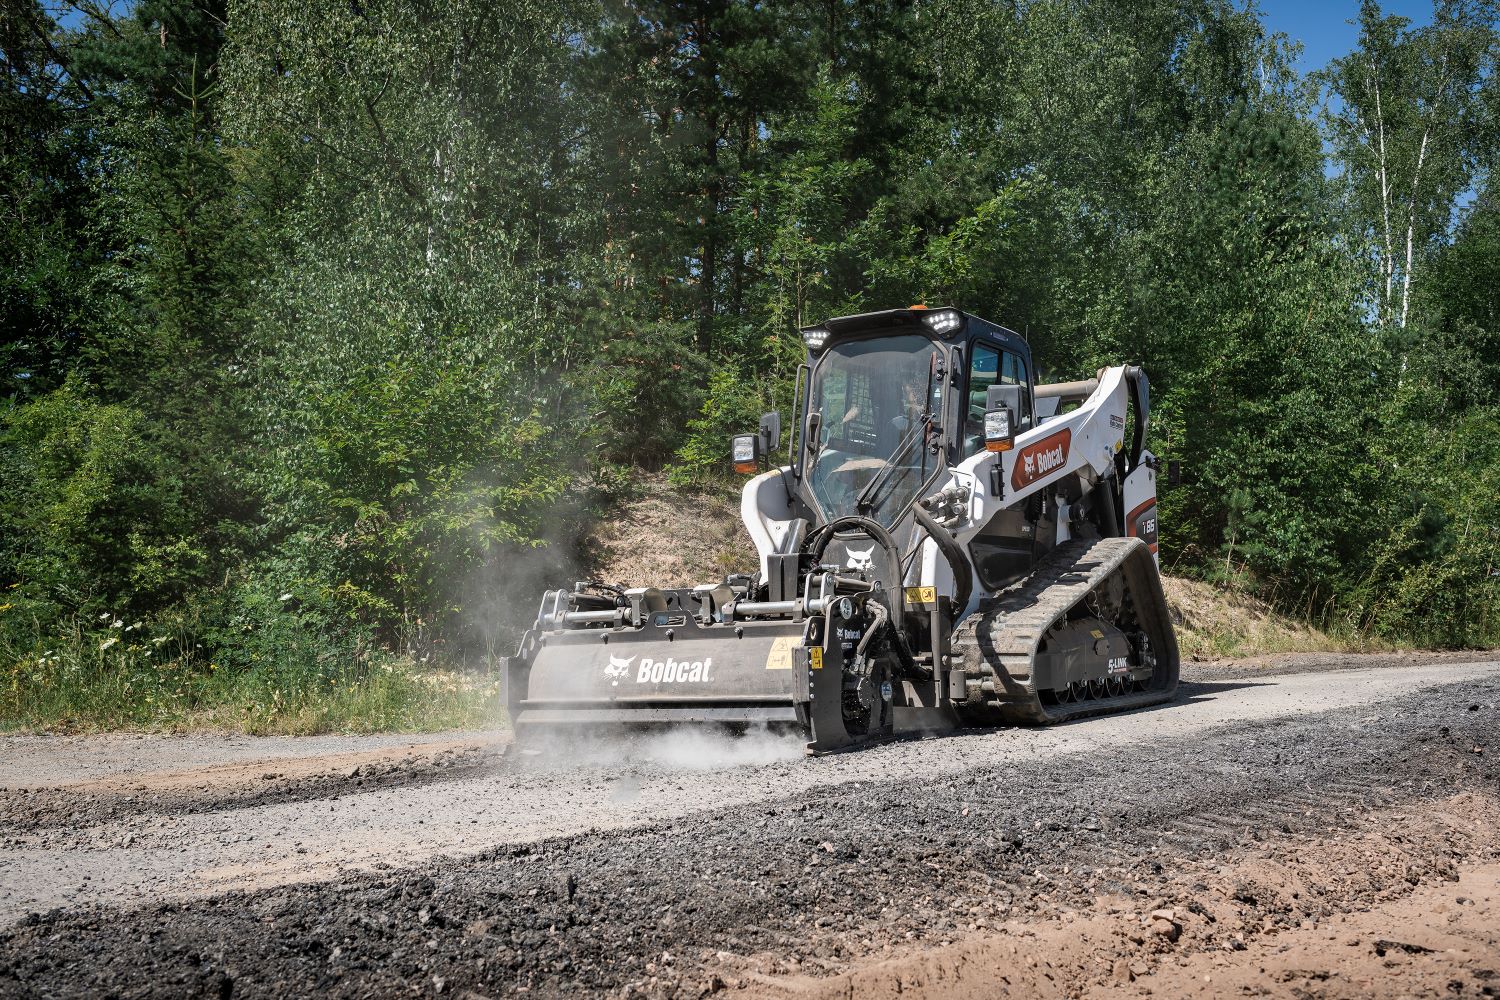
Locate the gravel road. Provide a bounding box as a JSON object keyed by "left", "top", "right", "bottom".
{"left": 0, "top": 653, "right": 1496, "bottom": 998}
{"left": 0, "top": 731, "right": 492, "bottom": 789}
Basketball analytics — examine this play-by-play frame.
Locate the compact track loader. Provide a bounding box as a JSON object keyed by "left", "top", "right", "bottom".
{"left": 504, "top": 307, "right": 1179, "bottom": 752}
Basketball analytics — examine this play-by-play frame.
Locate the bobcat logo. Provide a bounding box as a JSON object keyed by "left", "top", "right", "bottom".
{"left": 845, "top": 547, "right": 875, "bottom": 572}
{"left": 604, "top": 655, "right": 635, "bottom": 686}
{"left": 1012, "top": 430, "right": 1072, "bottom": 491}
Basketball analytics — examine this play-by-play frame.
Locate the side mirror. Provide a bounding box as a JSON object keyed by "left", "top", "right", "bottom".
{"left": 984, "top": 384, "right": 1021, "bottom": 453}
{"left": 759, "top": 411, "right": 781, "bottom": 453}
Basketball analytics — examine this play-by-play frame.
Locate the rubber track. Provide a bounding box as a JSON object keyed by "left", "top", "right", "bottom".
{"left": 950, "top": 536, "right": 1180, "bottom": 725}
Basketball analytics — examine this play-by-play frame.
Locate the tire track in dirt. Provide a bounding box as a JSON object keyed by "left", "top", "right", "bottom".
{"left": 0, "top": 739, "right": 502, "bottom": 833}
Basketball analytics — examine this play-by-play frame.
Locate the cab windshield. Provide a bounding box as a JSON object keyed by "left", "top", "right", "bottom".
{"left": 807, "top": 334, "right": 945, "bottom": 527}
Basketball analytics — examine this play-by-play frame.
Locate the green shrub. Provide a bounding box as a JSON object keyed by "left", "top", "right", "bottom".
{"left": 0, "top": 378, "right": 213, "bottom": 623}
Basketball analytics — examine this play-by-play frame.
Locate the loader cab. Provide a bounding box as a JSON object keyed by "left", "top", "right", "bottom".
{"left": 797, "top": 308, "right": 1033, "bottom": 530}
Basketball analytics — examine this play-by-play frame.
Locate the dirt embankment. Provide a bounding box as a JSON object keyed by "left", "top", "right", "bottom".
{"left": 584, "top": 478, "right": 756, "bottom": 588}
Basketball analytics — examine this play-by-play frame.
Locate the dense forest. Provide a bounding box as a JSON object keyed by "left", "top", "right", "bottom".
{"left": 2, "top": 0, "right": 1498, "bottom": 726}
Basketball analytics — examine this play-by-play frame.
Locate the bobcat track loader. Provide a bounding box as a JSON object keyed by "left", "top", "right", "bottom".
{"left": 504, "top": 307, "right": 1179, "bottom": 753}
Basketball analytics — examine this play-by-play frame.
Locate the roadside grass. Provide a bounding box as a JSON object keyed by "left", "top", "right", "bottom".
{"left": 1163, "top": 575, "right": 1400, "bottom": 660}
{"left": 1, "top": 628, "right": 500, "bottom": 735}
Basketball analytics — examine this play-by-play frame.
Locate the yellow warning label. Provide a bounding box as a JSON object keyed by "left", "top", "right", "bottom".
{"left": 1090, "top": 629, "right": 1104, "bottom": 639}
{"left": 764, "top": 635, "right": 796, "bottom": 670}
{"left": 809, "top": 647, "right": 824, "bottom": 670}
{"left": 904, "top": 586, "right": 937, "bottom": 607}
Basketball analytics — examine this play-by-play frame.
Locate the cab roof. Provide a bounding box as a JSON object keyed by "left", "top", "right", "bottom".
{"left": 804, "top": 307, "right": 1030, "bottom": 356}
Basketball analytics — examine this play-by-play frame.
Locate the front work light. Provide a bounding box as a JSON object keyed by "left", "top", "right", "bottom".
{"left": 801, "top": 326, "right": 830, "bottom": 351}
{"left": 731, "top": 433, "right": 761, "bottom": 474}
{"left": 921, "top": 309, "right": 964, "bottom": 337}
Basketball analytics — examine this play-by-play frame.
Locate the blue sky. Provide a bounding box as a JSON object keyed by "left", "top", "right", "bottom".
{"left": 1254, "top": 0, "right": 1436, "bottom": 72}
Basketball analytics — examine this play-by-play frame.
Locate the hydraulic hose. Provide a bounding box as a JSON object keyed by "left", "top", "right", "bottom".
{"left": 911, "top": 502, "right": 974, "bottom": 622}
{"left": 854, "top": 598, "right": 889, "bottom": 665}
{"left": 802, "top": 515, "right": 920, "bottom": 672}
{"left": 1096, "top": 481, "right": 1122, "bottom": 538}
{"left": 804, "top": 514, "right": 906, "bottom": 632}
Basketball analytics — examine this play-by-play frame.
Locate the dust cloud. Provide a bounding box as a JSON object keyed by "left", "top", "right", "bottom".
{"left": 624, "top": 726, "right": 804, "bottom": 768}
{"left": 509, "top": 724, "right": 805, "bottom": 773}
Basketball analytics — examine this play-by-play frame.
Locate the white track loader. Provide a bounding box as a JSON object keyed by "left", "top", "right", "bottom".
{"left": 505, "top": 307, "right": 1178, "bottom": 752}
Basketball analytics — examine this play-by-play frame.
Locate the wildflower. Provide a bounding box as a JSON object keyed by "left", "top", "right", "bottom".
{"left": 99, "top": 612, "right": 111, "bottom": 621}
{"left": 111, "top": 619, "right": 123, "bottom": 629}
{"left": 125, "top": 622, "right": 141, "bottom": 632}
{"left": 100, "top": 637, "right": 120, "bottom": 651}
{"left": 153, "top": 637, "right": 169, "bottom": 646}
{"left": 278, "top": 592, "right": 294, "bottom": 602}
{"left": 0, "top": 603, "right": 11, "bottom": 612}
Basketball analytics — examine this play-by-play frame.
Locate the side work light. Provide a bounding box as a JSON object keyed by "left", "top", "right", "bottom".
{"left": 984, "top": 384, "right": 1020, "bottom": 453}
{"left": 984, "top": 406, "right": 1014, "bottom": 452}
{"left": 731, "top": 433, "right": 760, "bottom": 474}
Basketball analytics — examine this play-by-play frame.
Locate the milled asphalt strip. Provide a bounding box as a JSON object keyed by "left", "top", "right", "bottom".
{"left": 0, "top": 659, "right": 1494, "bottom": 923}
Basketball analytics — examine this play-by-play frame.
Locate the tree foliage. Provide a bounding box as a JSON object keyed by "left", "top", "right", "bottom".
{"left": 1, "top": 0, "right": 1496, "bottom": 688}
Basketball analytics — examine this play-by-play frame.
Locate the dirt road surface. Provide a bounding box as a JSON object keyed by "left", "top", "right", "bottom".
{"left": 0, "top": 652, "right": 1496, "bottom": 998}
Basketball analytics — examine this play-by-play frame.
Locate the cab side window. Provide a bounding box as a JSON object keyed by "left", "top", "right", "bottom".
{"left": 964, "top": 345, "right": 1000, "bottom": 454}
{"left": 964, "top": 344, "right": 1032, "bottom": 455}
{"left": 1001, "top": 351, "right": 1032, "bottom": 428}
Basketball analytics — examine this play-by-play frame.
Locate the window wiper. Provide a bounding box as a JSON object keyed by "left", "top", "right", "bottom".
{"left": 854, "top": 413, "right": 930, "bottom": 516}
{"left": 855, "top": 351, "right": 940, "bottom": 518}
